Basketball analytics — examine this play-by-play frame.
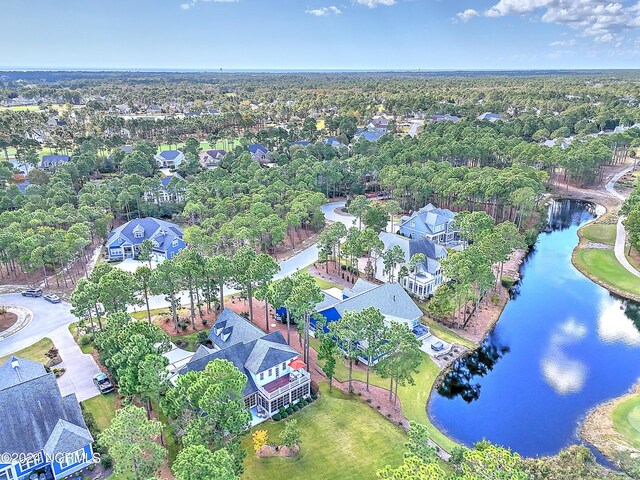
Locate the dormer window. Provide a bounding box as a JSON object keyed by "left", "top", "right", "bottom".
{"left": 410, "top": 221, "right": 415, "bottom": 227}
{"left": 268, "top": 368, "right": 272, "bottom": 377}
{"left": 172, "top": 239, "right": 179, "bottom": 247}
{"left": 260, "top": 372, "right": 264, "bottom": 381}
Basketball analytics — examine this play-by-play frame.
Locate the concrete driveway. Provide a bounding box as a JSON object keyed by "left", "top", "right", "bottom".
{"left": 0, "top": 294, "right": 101, "bottom": 401}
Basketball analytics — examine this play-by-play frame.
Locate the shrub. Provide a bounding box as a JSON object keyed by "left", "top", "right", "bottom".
{"left": 293, "top": 405, "right": 300, "bottom": 412}
{"left": 286, "top": 407, "right": 294, "bottom": 415}
{"left": 0, "top": 306, "right": 7, "bottom": 315}
{"left": 197, "top": 331, "right": 209, "bottom": 345}
{"left": 101, "top": 454, "right": 113, "bottom": 469}
{"left": 252, "top": 430, "right": 269, "bottom": 452}
{"left": 340, "top": 264, "right": 347, "bottom": 271}
{"left": 279, "top": 406, "right": 286, "bottom": 415}
{"left": 78, "top": 335, "right": 92, "bottom": 347}
{"left": 490, "top": 293, "right": 500, "bottom": 305}
{"left": 273, "top": 414, "right": 282, "bottom": 421}
{"left": 282, "top": 412, "right": 289, "bottom": 419}
{"left": 501, "top": 275, "right": 516, "bottom": 289}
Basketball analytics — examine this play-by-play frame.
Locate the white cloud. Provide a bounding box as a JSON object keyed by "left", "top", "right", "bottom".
{"left": 306, "top": 6, "right": 342, "bottom": 16}
{"left": 457, "top": 9, "right": 479, "bottom": 22}
{"left": 459, "top": 0, "right": 640, "bottom": 44}
{"left": 549, "top": 38, "right": 577, "bottom": 46}
{"left": 354, "top": 0, "right": 396, "bottom": 7}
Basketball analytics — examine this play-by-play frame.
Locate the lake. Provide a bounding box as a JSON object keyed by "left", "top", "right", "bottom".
{"left": 429, "top": 199, "right": 640, "bottom": 457}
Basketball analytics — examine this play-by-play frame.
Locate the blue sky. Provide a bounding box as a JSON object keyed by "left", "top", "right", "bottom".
{"left": 2, "top": 0, "right": 640, "bottom": 70}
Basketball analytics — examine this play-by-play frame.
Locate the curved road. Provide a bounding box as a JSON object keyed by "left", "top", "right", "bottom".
{"left": 0, "top": 294, "right": 101, "bottom": 401}
{"left": 605, "top": 162, "right": 640, "bottom": 278}
{"left": 134, "top": 201, "right": 353, "bottom": 312}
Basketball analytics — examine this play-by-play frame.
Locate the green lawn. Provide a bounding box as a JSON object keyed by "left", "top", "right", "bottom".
{"left": 82, "top": 393, "right": 117, "bottom": 431}
{"left": 574, "top": 249, "right": 640, "bottom": 296}
{"left": 612, "top": 395, "right": 640, "bottom": 449}
{"left": 309, "top": 337, "right": 456, "bottom": 451}
{"left": 421, "top": 316, "right": 477, "bottom": 350}
{"left": 302, "top": 266, "right": 344, "bottom": 291}
{"left": 242, "top": 383, "right": 407, "bottom": 480}
{"left": 580, "top": 223, "right": 617, "bottom": 246}
{"left": 0, "top": 337, "right": 54, "bottom": 366}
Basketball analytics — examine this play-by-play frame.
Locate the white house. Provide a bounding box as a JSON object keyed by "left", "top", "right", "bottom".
{"left": 154, "top": 150, "right": 185, "bottom": 169}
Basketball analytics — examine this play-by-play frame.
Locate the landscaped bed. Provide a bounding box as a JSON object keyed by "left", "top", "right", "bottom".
{"left": 0, "top": 308, "right": 18, "bottom": 333}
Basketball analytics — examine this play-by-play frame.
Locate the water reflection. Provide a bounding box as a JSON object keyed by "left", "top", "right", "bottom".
{"left": 429, "top": 199, "right": 640, "bottom": 456}
{"left": 437, "top": 339, "right": 510, "bottom": 403}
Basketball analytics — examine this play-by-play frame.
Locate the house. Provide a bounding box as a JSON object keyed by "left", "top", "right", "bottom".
{"left": 353, "top": 129, "right": 385, "bottom": 142}
{"left": 0, "top": 357, "right": 94, "bottom": 480}
{"left": 377, "top": 232, "right": 447, "bottom": 299}
{"left": 367, "top": 116, "right": 390, "bottom": 132}
{"left": 106, "top": 217, "right": 185, "bottom": 261}
{"left": 174, "top": 308, "right": 310, "bottom": 424}
{"left": 147, "top": 104, "right": 162, "bottom": 114}
{"left": 323, "top": 137, "right": 346, "bottom": 148}
{"left": 16, "top": 180, "right": 31, "bottom": 193}
{"left": 431, "top": 114, "right": 460, "bottom": 123}
{"left": 200, "top": 149, "right": 226, "bottom": 169}
{"left": 40, "top": 155, "right": 70, "bottom": 170}
{"left": 106, "top": 145, "right": 133, "bottom": 160}
{"left": 154, "top": 150, "right": 185, "bottom": 169}
{"left": 310, "top": 280, "right": 429, "bottom": 361}
{"left": 248, "top": 144, "right": 271, "bottom": 164}
{"left": 477, "top": 112, "right": 503, "bottom": 122}
{"left": 114, "top": 104, "right": 131, "bottom": 115}
{"left": 143, "top": 174, "right": 185, "bottom": 205}
{"left": 398, "top": 203, "right": 461, "bottom": 247}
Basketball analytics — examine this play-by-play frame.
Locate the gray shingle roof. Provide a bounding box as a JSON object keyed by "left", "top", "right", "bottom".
{"left": 321, "top": 282, "right": 422, "bottom": 324}
{"left": 245, "top": 338, "right": 298, "bottom": 375}
{"left": 208, "top": 308, "right": 265, "bottom": 349}
{"left": 0, "top": 358, "right": 92, "bottom": 455}
{"left": 0, "top": 356, "right": 46, "bottom": 390}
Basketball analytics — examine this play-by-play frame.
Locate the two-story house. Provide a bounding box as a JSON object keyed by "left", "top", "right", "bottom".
{"left": 40, "top": 155, "right": 70, "bottom": 171}
{"left": 376, "top": 232, "right": 447, "bottom": 299}
{"left": 143, "top": 174, "right": 185, "bottom": 205}
{"left": 106, "top": 217, "right": 185, "bottom": 261}
{"left": 154, "top": 150, "right": 185, "bottom": 169}
{"left": 174, "top": 308, "right": 310, "bottom": 425}
{"left": 199, "top": 149, "right": 226, "bottom": 169}
{"left": 398, "top": 203, "right": 461, "bottom": 247}
{"left": 248, "top": 144, "right": 271, "bottom": 164}
{"left": 0, "top": 357, "right": 94, "bottom": 480}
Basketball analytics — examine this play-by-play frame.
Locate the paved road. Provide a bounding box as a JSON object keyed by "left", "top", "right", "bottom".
{"left": 605, "top": 162, "right": 640, "bottom": 278}
{"left": 0, "top": 293, "right": 102, "bottom": 400}
{"left": 133, "top": 201, "right": 354, "bottom": 312}
{"left": 0, "top": 294, "right": 76, "bottom": 357}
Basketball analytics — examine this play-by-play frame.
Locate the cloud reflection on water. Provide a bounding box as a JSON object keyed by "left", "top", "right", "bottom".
{"left": 541, "top": 317, "right": 588, "bottom": 395}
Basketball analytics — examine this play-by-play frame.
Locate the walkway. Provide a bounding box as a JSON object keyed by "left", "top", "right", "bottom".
{"left": 605, "top": 162, "right": 640, "bottom": 278}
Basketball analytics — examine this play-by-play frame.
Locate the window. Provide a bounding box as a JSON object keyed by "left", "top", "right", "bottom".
{"left": 172, "top": 239, "right": 179, "bottom": 247}
{"left": 268, "top": 368, "right": 272, "bottom": 377}
{"left": 260, "top": 372, "right": 264, "bottom": 381}
{"left": 275, "top": 366, "right": 279, "bottom": 377}
{"left": 282, "top": 362, "right": 286, "bottom": 371}
{"left": 19, "top": 453, "right": 42, "bottom": 471}
{"left": 410, "top": 221, "right": 415, "bottom": 227}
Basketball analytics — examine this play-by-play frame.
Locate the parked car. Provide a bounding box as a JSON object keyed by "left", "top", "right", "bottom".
{"left": 93, "top": 373, "right": 114, "bottom": 394}
{"left": 431, "top": 341, "right": 445, "bottom": 352}
{"left": 43, "top": 294, "right": 61, "bottom": 304}
{"left": 21, "top": 288, "right": 43, "bottom": 297}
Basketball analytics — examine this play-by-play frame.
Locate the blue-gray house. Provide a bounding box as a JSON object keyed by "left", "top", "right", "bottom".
{"left": 106, "top": 217, "right": 185, "bottom": 261}
{"left": 0, "top": 357, "right": 94, "bottom": 480}
{"left": 398, "top": 203, "right": 461, "bottom": 247}
{"left": 40, "top": 155, "right": 70, "bottom": 170}
{"left": 248, "top": 144, "right": 271, "bottom": 164}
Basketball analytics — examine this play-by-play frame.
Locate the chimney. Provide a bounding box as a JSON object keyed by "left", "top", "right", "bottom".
{"left": 11, "top": 358, "right": 19, "bottom": 369}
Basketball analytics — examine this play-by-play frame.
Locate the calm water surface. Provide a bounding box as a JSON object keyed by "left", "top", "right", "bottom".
{"left": 429, "top": 199, "right": 640, "bottom": 457}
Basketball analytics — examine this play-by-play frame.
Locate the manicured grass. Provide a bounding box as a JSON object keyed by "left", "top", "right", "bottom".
{"left": 82, "top": 393, "right": 117, "bottom": 431}
{"left": 421, "top": 316, "right": 477, "bottom": 350}
{"left": 612, "top": 395, "right": 640, "bottom": 450}
{"left": 241, "top": 383, "right": 407, "bottom": 480}
{"left": 0, "top": 337, "right": 54, "bottom": 366}
{"left": 302, "top": 266, "right": 344, "bottom": 291}
{"left": 574, "top": 249, "right": 640, "bottom": 296}
{"left": 580, "top": 223, "right": 617, "bottom": 246}
{"left": 131, "top": 307, "right": 171, "bottom": 320}
{"left": 309, "top": 337, "right": 456, "bottom": 452}
{"left": 0, "top": 105, "right": 41, "bottom": 112}
{"left": 316, "top": 119, "right": 325, "bottom": 130}
{"left": 157, "top": 139, "right": 241, "bottom": 153}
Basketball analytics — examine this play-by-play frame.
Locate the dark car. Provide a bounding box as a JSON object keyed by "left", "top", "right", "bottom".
{"left": 21, "top": 288, "right": 43, "bottom": 297}
{"left": 431, "top": 341, "right": 445, "bottom": 352}
{"left": 93, "top": 373, "right": 115, "bottom": 394}
{"left": 43, "top": 294, "right": 61, "bottom": 304}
